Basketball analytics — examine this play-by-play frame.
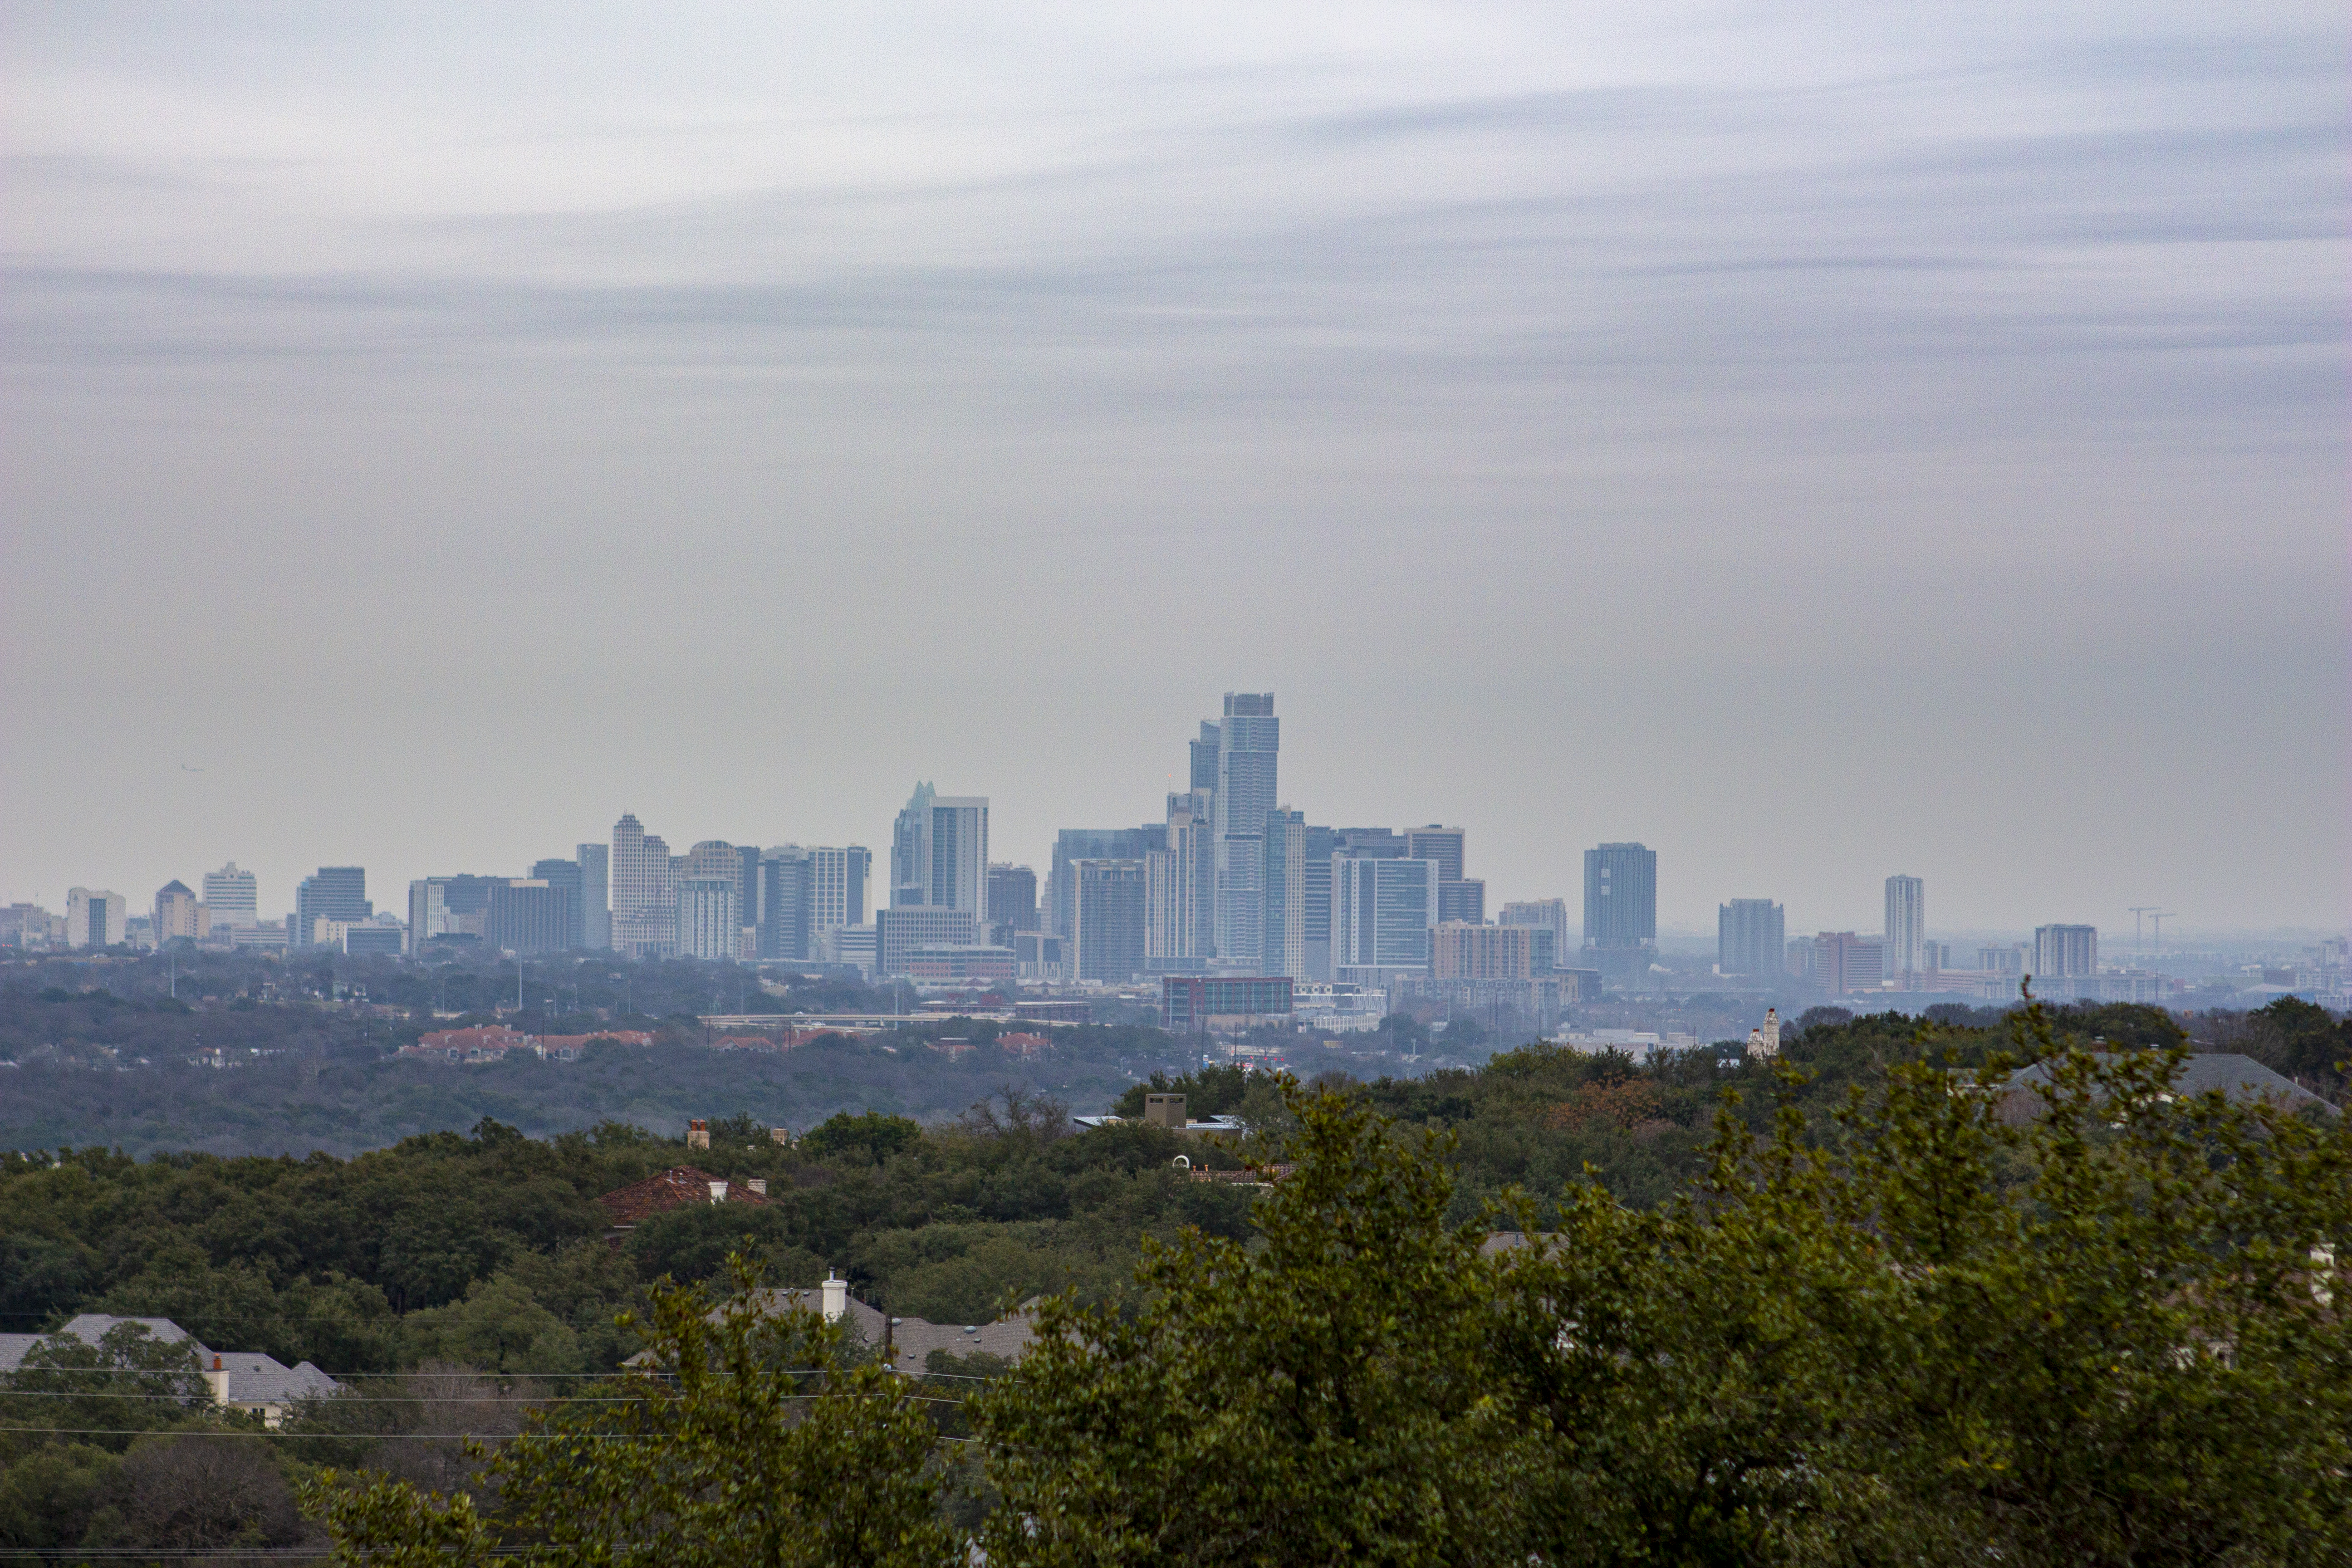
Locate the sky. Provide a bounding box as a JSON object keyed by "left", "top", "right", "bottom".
{"left": 1, "top": 2, "right": 2345, "bottom": 939}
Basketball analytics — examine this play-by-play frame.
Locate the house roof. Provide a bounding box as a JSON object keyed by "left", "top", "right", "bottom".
{"left": 2003, "top": 1053, "right": 2336, "bottom": 1113}
{"left": 205, "top": 1350, "right": 340, "bottom": 1406}
{"left": 0, "top": 1314, "right": 208, "bottom": 1371}
{"left": 597, "top": 1166, "right": 771, "bottom": 1225}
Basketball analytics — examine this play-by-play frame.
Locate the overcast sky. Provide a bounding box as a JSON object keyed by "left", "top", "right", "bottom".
{"left": 2, "top": 2, "right": 2344, "bottom": 938}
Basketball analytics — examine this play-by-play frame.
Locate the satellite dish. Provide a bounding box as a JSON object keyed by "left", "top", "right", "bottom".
{"left": 1171, "top": 1155, "right": 1191, "bottom": 1170}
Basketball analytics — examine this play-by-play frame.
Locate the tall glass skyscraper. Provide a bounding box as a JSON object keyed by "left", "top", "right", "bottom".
{"left": 1582, "top": 842, "right": 1657, "bottom": 951}
{"left": 1884, "top": 875, "right": 1925, "bottom": 975}
{"left": 1211, "top": 692, "right": 1278, "bottom": 963}
{"left": 890, "top": 784, "right": 989, "bottom": 920}
{"left": 1718, "top": 898, "right": 1785, "bottom": 978}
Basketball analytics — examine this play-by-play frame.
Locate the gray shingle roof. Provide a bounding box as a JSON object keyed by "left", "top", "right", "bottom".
{"left": 2003, "top": 1053, "right": 2336, "bottom": 1113}
{"left": 0, "top": 1314, "right": 210, "bottom": 1371}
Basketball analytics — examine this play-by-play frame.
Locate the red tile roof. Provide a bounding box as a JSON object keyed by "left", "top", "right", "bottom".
{"left": 596, "top": 1166, "right": 771, "bottom": 1225}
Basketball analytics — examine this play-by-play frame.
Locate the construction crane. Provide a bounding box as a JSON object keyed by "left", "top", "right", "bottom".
{"left": 2129, "top": 906, "right": 2161, "bottom": 955}
{"left": 2147, "top": 911, "right": 2177, "bottom": 955}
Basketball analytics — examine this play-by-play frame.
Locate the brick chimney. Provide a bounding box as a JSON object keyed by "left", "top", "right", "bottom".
{"left": 686, "top": 1118, "right": 710, "bottom": 1150}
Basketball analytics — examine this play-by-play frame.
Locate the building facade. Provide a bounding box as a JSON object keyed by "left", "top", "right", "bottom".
{"left": 611, "top": 813, "right": 676, "bottom": 959}
{"left": 1260, "top": 809, "right": 1308, "bottom": 979}
{"left": 1146, "top": 794, "right": 1211, "bottom": 967}
{"left": 488, "top": 878, "right": 575, "bottom": 954}
{"left": 154, "top": 881, "right": 206, "bottom": 943}
{"left": 1885, "top": 875, "right": 1926, "bottom": 977}
{"left": 1210, "top": 692, "right": 1279, "bottom": 964}
{"left": 1717, "top": 899, "right": 1786, "bottom": 978}
{"left": 1162, "top": 975, "right": 1293, "bottom": 1032}
{"left": 1072, "top": 859, "right": 1147, "bottom": 982}
{"left": 529, "top": 858, "right": 587, "bottom": 949}
{"left": 875, "top": 906, "right": 978, "bottom": 976}
{"left": 2033, "top": 924, "right": 2099, "bottom": 978}
{"left": 202, "top": 862, "right": 259, "bottom": 930}
{"left": 1437, "top": 878, "right": 1486, "bottom": 925}
{"left": 675, "top": 877, "right": 740, "bottom": 962}
{"left": 987, "top": 864, "right": 1039, "bottom": 936}
{"left": 575, "top": 842, "right": 610, "bottom": 950}
{"left": 1433, "top": 921, "right": 1535, "bottom": 981}
{"left": 891, "top": 785, "right": 989, "bottom": 921}
{"left": 1332, "top": 856, "right": 1439, "bottom": 972}
{"left": 292, "top": 867, "right": 368, "bottom": 949}
{"left": 1583, "top": 842, "right": 1657, "bottom": 953}
{"left": 66, "top": 888, "right": 127, "bottom": 949}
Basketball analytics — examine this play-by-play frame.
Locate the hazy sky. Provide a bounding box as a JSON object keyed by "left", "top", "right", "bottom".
{"left": 2, "top": 2, "right": 2345, "bottom": 938}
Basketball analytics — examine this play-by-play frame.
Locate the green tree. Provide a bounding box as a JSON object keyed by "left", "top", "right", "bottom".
{"left": 974, "top": 1080, "right": 1534, "bottom": 1566}
{"left": 799, "top": 1110, "right": 924, "bottom": 1164}
{"left": 308, "top": 1258, "right": 956, "bottom": 1568}
{"left": 399, "top": 1275, "right": 583, "bottom": 1375}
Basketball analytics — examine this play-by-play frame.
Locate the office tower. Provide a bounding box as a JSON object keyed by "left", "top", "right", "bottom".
{"left": 407, "top": 874, "right": 499, "bottom": 951}
{"left": 758, "top": 849, "right": 814, "bottom": 961}
{"left": 611, "top": 813, "right": 677, "bottom": 958}
{"left": 1406, "top": 827, "right": 1466, "bottom": 884}
{"left": 1211, "top": 693, "right": 1278, "bottom": 963}
{"left": 576, "top": 842, "right": 610, "bottom": 950}
{"left": 1718, "top": 899, "right": 1786, "bottom": 978}
{"left": 1437, "top": 879, "right": 1485, "bottom": 925}
{"left": 293, "top": 867, "right": 369, "bottom": 949}
{"left": 1073, "top": 859, "right": 1148, "bottom": 982}
{"left": 1331, "top": 856, "right": 1439, "bottom": 974}
{"left": 1333, "top": 827, "right": 1407, "bottom": 858}
{"left": 66, "top": 888, "right": 127, "bottom": 949}
{"left": 530, "top": 858, "right": 586, "bottom": 950}
{"left": 801, "top": 846, "right": 869, "bottom": 939}
{"left": 1300, "top": 823, "right": 1338, "bottom": 981}
{"left": 988, "top": 864, "right": 1039, "bottom": 936}
{"left": 890, "top": 784, "right": 989, "bottom": 919}
{"left": 1500, "top": 898, "right": 1569, "bottom": 949}
{"left": 1434, "top": 922, "right": 1536, "bottom": 981}
{"left": 1980, "top": 944, "right": 2027, "bottom": 975}
{"left": 488, "top": 879, "right": 573, "bottom": 954}
{"left": 1147, "top": 794, "right": 1212, "bottom": 967}
{"left": 874, "top": 906, "right": 977, "bottom": 976}
{"left": 1788, "top": 931, "right": 1885, "bottom": 995}
{"left": 1583, "top": 843, "right": 1657, "bottom": 951}
{"left": 154, "top": 881, "right": 205, "bottom": 943}
{"left": 1189, "top": 723, "right": 1220, "bottom": 793}
{"left": 1260, "top": 809, "right": 1308, "bottom": 979}
{"left": 1885, "top": 875, "right": 1925, "bottom": 976}
{"left": 675, "top": 877, "right": 740, "bottom": 961}
{"left": 1051, "top": 825, "right": 1164, "bottom": 936}
{"left": 2033, "top": 924, "right": 2099, "bottom": 977}
{"left": 202, "top": 862, "right": 259, "bottom": 929}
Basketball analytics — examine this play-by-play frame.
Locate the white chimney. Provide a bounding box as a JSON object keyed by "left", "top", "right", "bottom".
{"left": 745, "top": 1178, "right": 767, "bottom": 1196}
{"left": 820, "top": 1271, "right": 848, "bottom": 1322}
{"left": 207, "top": 1353, "right": 229, "bottom": 1406}
{"left": 708, "top": 1180, "right": 727, "bottom": 1204}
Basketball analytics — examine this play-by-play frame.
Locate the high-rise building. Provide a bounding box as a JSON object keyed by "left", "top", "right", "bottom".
{"left": 1718, "top": 899, "right": 1786, "bottom": 978}
{"left": 676, "top": 877, "right": 740, "bottom": 962}
{"left": 1788, "top": 931, "right": 1885, "bottom": 995}
{"left": 1211, "top": 693, "right": 1278, "bottom": 963}
{"left": 154, "top": 881, "right": 206, "bottom": 943}
{"left": 801, "top": 846, "right": 869, "bottom": 939}
{"left": 890, "top": 784, "right": 989, "bottom": 920}
{"left": 202, "top": 862, "right": 259, "bottom": 930}
{"left": 1437, "top": 879, "right": 1485, "bottom": 925}
{"left": 1500, "top": 898, "right": 1569, "bottom": 950}
{"left": 1406, "top": 827, "right": 1466, "bottom": 884}
{"left": 875, "top": 906, "right": 977, "bottom": 976}
{"left": 1332, "top": 856, "right": 1439, "bottom": 975}
{"left": 1073, "top": 859, "right": 1148, "bottom": 982}
{"left": 530, "top": 858, "right": 586, "bottom": 950}
{"left": 488, "top": 879, "right": 575, "bottom": 954}
{"left": 1261, "top": 809, "right": 1308, "bottom": 979}
{"left": 1583, "top": 843, "right": 1657, "bottom": 952}
{"left": 987, "top": 864, "right": 1039, "bottom": 938}
{"left": 1433, "top": 921, "right": 1535, "bottom": 981}
{"left": 2033, "top": 924, "right": 2099, "bottom": 978}
{"left": 1300, "top": 823, "right": 1339, "bottom": 981}
{"left": 1146, "top": 793, "right": 1214, "bottom": 969}
{"left": 758, "top": 850, "right": 814, "bottom": 961}
{"left": 293, "top": 867, "right": 369, "bottom": 949}
{"left": 66, "top": 888, "right": 127, "bottom": 949}
{"left": 407, "top": 875, "right": 499, "bottom": 951}
{"left": 1885, "top": 875, "right": 1926, "bottom": 976}
{"left": 611, "top": 814, "right": 677, "bottom": 959}
{"left": 575, "top": 842, "right": 610, "bottom": 950}
{"left": 1050, "top": 825, "right": 1164, "bottom": 937}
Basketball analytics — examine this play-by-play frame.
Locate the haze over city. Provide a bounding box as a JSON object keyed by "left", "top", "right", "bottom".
{"left": 3, "top": 3, "right": 2345, "bottom": 934}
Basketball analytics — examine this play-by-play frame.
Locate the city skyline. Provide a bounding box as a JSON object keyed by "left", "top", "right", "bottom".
{"left": 2, "top": 7, "right": 2342, "bottom": 940}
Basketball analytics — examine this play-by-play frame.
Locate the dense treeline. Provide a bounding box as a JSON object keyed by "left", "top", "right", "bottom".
{"left": 3, "top": 998, "right": 2342, "bottom": 1559}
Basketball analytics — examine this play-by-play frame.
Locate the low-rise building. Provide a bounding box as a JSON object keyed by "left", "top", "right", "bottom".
{"left": 0, "top": 1314, "right": 337, "bottom": 1429}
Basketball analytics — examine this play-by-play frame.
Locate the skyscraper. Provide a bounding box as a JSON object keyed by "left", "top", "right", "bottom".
{"left": 407, "top": 874, "right": 499, "bottom": 951}
{"left": 1885, "top": 875, "right": 1925, "bottom": 977}
{"left": 611, "top": 814, "right": 676, "bottom": 958}
{"left": 675, "top": 877, "right": 740, "bottom": 961}
{"left": 1072, "top": 859, "right": 1148, "bottom": 982}
{"left": 890, "top": 784, "right": 989, "bottom": 920}
{"left": 987, "top": 864, "right": 1039, "bottom": 937}
{"left": 1499, "top": 898, "right": 1569, "bottom": 951}
{"left": 1211, "top": 692, "right": 1278, "bottom": 963}
{"left": 154, "top": 881, "right": 205, "bottom": 943}
{"left": 575, "top": 842, "right": 610, "bottom": 950}
{"left": 2033, "top": 924, "right": 2099, "bottom": 977}
{"left": 802, "top": 846, "right": 869, "bottom": 940}
{"left": 202, "top": 862, "right": 258, "bottom": 929}
{"left": 488, "top": 879, "right": 574, "bottom": 954}
{"left": 1436, "top": 879, "right": 1485, "bottom": 925}
{"left": 1260, "top": 808, "right": 1308, "bottom": 979}
{"left": 1582, "top": 843, "right": 1657, "bottom": 951}
{"left": 758, "top": 849, "right": 813, "bottom": 961}
{"left": 1405, "top": 827, "right": 1465, "bottom": 883}
{"left": 1051, "top": 824, "right": 1164, "bottom": 937}
{"left": 66, "top": 888, "right": 127, "bottom": 949}
{"left": 530, "top": 858, "right": 586, "bottom": 950}
{"left": 293, "top": 867, "right": 369, "bottom": 948}
{"left": 1718, "top": 899, "right": 1786, "bottom": 978}
{"left": 1331, "top": 856, "right": 1439, "bottom": 976}
{"left": 1146, "top": 794, "right": 1212, "bottom": 969}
